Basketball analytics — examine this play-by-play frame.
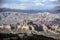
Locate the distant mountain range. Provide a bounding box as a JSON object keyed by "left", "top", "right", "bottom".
{"left": 0, "top": 7, "right": 60, "bottom": 13}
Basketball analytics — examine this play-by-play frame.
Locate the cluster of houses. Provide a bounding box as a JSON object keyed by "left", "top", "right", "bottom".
{"left": 0, "top": 20, "right": 60, "bottom": 34}
{"left": 0, "top": 23, "right": 35, "bottom": 31}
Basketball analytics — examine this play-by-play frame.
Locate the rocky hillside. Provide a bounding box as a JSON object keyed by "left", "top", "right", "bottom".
{"left": 0, "top": 12, "right": 60, "bottom": 39}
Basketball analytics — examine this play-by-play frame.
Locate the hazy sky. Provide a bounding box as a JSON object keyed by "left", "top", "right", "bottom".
{"left": 0, "top": 0, "right": 60, "bottom": 10}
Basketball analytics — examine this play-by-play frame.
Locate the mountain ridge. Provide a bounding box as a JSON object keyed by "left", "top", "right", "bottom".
{"left": 0, "top": 8, "right": 60, "bottom": 13}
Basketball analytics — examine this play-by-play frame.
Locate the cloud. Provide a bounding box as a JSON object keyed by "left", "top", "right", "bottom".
{"left": 0, "top": 0, "right": 59, "bottom": 10}
{"left": 32, "top": 0, "right": 46, "bottom": 2}
{"left": 18, "top": 0, "right": 29, "bottom": 2}
{"left": 0, "top": 4, "right": 28, "bottom": 9}
{"left": 34, "top": 3, "right": 44, "bottom": 6}
{"left": 29, "top": 0, "right": 45, "bottom": 6}
{"left": 42, "top": 0, "right": 46, "bottom": 2}
{"left": 0, "top": 0, "right": 45, "bottom": 9}
{"left": 49, "top": 0, "right": 58, "bottom": 2}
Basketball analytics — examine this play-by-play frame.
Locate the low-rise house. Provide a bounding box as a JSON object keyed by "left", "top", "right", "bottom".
{"left": 0, "top": 24, "right": 4, "bottom": 29}
{"left": 42, "top": 24, "right": 48, "bottom": 32}
{"left": 5, "top": 24, "right": 11, "bottom": 29}
{"left": 54, "top": 24, "right": 60, "bottom": 32}
{"left": 17, "top": 24, "right": 23, "bottom": 29}
{"left": 3, "top": 24, "right": 11, "bottom": 29}
{"left": 22, "top": 24, "right": 29, "bottom": 30}
{"left": 29, "top": 24, "right": 35, "bottom": 31}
